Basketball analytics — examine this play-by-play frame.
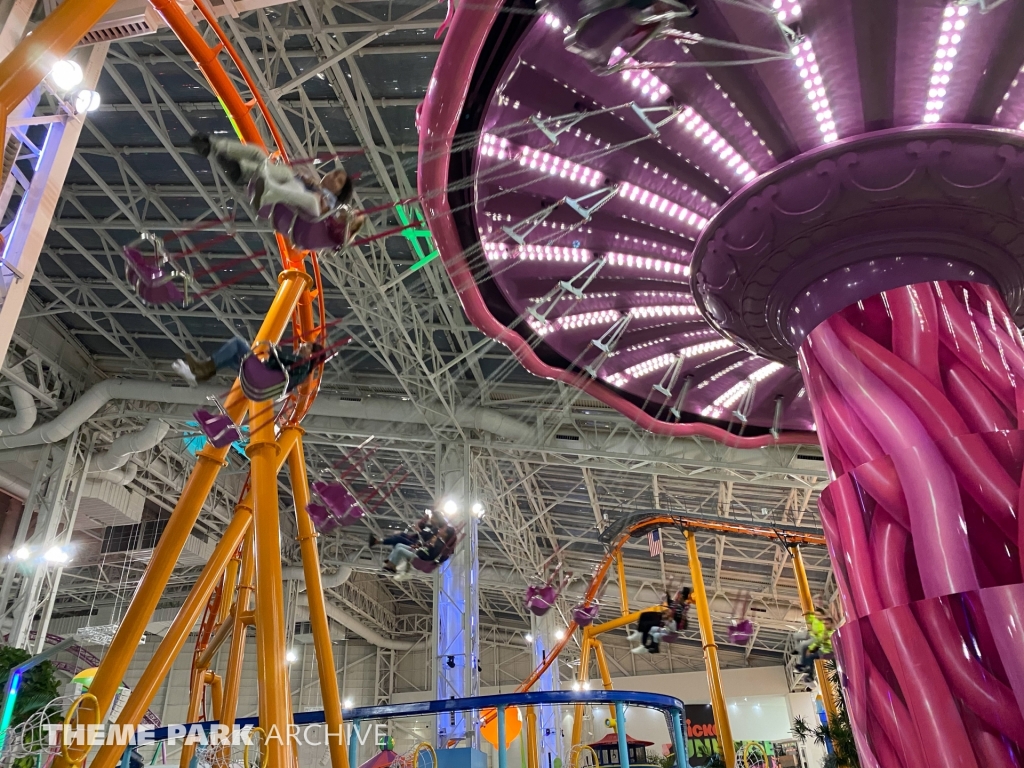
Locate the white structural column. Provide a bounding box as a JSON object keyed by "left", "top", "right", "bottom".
{"left": 0, "top": 42, "right": 108, "bottom": 367}
{"left": 530, "top": 610, "right": 565, "bottom": 768}
{"left": 432, "top": 442, "right": 480, "bottom": 748}
{"left": 0, "top": 427, "right": 92, "bottom": 651}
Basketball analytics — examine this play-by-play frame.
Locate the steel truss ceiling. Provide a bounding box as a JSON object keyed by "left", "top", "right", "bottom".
{"left": 0, "top": 0, "right": 831, "bottom": 677}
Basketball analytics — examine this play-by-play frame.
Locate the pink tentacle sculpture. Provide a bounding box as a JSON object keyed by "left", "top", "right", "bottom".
{"left": 802, "top": 282, "right": 1024, "bottom": 767}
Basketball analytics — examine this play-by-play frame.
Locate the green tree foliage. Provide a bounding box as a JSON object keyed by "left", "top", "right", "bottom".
{"left": 0, "top": 646, "right": 60, "bottom": 728}
{"left": 791, "top": 663, "right": 859, "bottom": 768}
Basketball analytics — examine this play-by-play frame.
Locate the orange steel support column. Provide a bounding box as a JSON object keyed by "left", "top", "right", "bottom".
{"left": 248, "top": 395, "right": 292, "bottom": 768}
{"left": 615, "top": 553, "right": 629, "bottom": 615}
{"left": 67, "top": 272, "right": 308, "bottom": 768}
{"left": 218, "top": 553, "right": 242, "bottom": 625}
{"left": 571, "top": 630, "right": 595, "bottom": 748}
{"left": 790, "top": 545, "right": 840, "bottom": 729}
{"left": 685, "top": 530, "right": 734, "bottom": 768}
{"left": 89, "top": 506, "right": 253, "bottom": 768}
{"left": 220, "top": 530, "right": 257, "bottom": 735}
{"left": 591, "top": 640, "right": 613, "bottom": 690}
{"left": 0, "top": 0, "right": 118, "bottom": 138}
{"left": 284, "top": 429, "right": 349, "bottom": 768}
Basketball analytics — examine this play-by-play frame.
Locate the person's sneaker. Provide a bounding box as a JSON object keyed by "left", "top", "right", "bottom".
{"left": 186, "top": 353, "right": 217, "bottom": 382}
{"left": 171, "top": 359, "right": 197, "bottom": 386}
{"left": 383, "top": 561, "right": 397, "bottom": 573}
{"left": 368, "top": 534, "right": 379, "bottom": 547}
{"left": 626, "top": 630, "right": 641, "bottom": 642}
{"left": 190, "top": 132, "right": 212, "bottom": 157}
{"left": 630, "top": 646, "right": 649, "bottom": 655}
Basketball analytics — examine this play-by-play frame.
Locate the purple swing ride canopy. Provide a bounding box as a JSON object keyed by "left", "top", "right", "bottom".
{"left": 418, "top": 0, "right": 1024, "bottom": 438}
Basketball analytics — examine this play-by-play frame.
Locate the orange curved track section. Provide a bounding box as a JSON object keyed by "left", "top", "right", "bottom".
{"left": 150, "top": 0, "right": 330, "bottom": 421}
{"left": 511, "top": 514, "right": 825, "bottom": 698}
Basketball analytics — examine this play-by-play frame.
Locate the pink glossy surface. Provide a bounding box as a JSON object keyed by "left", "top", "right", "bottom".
{"left": 415, "top": 0, "right": 815, "bottom": 448}
{"left": 801, "top": 281, "right": 1024, "bottom": 767}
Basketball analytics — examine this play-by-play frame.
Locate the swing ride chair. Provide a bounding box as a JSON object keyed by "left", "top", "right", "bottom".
{"left": 239, "top": 341, "right": 291, "bottom": 403}
{"left": 571, "top": 600, "right": 601, "bottom": 626}
{"left": 407, "top": 526, "right": 461, "bottom": 575}
{"left": 524, "top": 562, "right": 570, "bottom": 616}
{"left": 193, "top": 397, "right": 244, "bottom": 449}
{"left": 563, "top": 0, "right": 696, "bottom": 72}
{"left": 306, "top": 480, "right": 365, "bottom": 535}
{"left": 122, "top": 236, "right": 188, "bottom": 307}
{"left": 727, "top": 618, "right": 754, "bottom": 645}
{"left": 249, "top": 164, "right": 356, "bottom": 252}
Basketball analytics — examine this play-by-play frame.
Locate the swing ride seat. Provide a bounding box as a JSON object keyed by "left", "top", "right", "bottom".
{"left": 123, "top": 246, "right": 186, "bottom": 306}
{"left": 311, "top": 481, "right": 365, "bottom": 526}
{"left": 306, "top": 502, "right": 340, "bottom": 535}
{"left": 728, "top": 619, "right": 754, "bottom": 645}
{"left": 571, "top": 602, "right": 600, "bottom": 626}
{"left": 524, "top": 584, "right": 559, "bottom": 616}
{"left": 193, "top": 408, "right": 242, "bottom": 449}
{"left": 238, "top": 353, "right": 289, "bottom": 402}
{"left": 411, "top": 557, "right": 439, "bottom": 574}
{"left": 565, "top": 2, "right": 660, "bottom": 69}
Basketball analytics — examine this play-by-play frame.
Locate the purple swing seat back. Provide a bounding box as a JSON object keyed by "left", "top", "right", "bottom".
{"left": 572, "top": 603, "right": 600, "bottom": 626}
{"left": 239, "top": 354, "right": 288, "bottom": 402}
{"left": 306, "top": 503, "right": 340, "bottom": 536}
{"left": 525, "top": 585, "right": 558, "bottom": 616}
{"left": 728, "top": 619, "right": 754, "bottom": 645}
{"left": 264, "top": 203, "right": 343, "bottom": 251}
{"left": 411, "top": 558, "right": 438, "bottom": 573}
{"left": 193, "top": 408, "right": 241, "bottom": 449}
{"left": 123, "top": 247, "right": 185, "bottom": 307}
{"left": 311, "top": 481, "right": 365, "bottom": 528}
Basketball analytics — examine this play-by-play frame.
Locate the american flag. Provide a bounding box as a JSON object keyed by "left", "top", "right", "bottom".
{"left": 647, "top": 529, "right": 663, "bottom": 557}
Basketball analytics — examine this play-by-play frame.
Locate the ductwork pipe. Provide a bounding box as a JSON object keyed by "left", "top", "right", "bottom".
{"left": 0, "top": 381, "right": 221, "bottom": 450}
{"left": 294, "top": 594, "right": 421, "bottom": 651}
{"left": 92, "top": 419, "right": 170, "bottom": 472}
{"left": 0, "top": 385, "right": 37, "bottom": 437}
{"left": 282, "top": 565, "right": 352, "bottom": 591}
{"left": 0, "top": 469, "right": 29, "bottom": 500}
{"left": 91, "top": 462, "right": 138, "bottom": 486}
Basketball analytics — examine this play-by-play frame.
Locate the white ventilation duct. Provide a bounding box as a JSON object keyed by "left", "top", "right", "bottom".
{"left": 0, "top": 381, "right": 220, "bottom": 450}
{"left": 0, "top": 380, "right": 535, "bottom": 449}
{"left": 0, "top": 385, "right": 37, "bottom": 437}
{"left": 92, "top": 419, "right": 169, "bottom": 473}
{"left": 294, "top": 594, "right": 420, "bottom": 651}
{"left": 281, "top": 566, "right": 352, "bottom": 591}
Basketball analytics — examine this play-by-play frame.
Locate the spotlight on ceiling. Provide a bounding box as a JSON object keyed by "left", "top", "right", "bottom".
{"left": 50, "top": 60, "right": 83, "bottom": 91}
{"left": 74, "top": 89, "right": 101, "bottom": 113}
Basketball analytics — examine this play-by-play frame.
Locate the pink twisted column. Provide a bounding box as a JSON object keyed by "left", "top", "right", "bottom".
{"left": 799, "top": 280, "right": 1024, "bottom": 768}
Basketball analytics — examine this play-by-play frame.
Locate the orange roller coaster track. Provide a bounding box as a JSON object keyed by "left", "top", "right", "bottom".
{"left": 505, "top": 513, "right": 826, "bottom": 768}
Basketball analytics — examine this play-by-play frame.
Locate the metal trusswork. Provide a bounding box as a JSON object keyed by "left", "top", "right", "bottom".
{"left": 0, "top": 41, "right": 107, "bottom": 368}
{"left": 529, "top": 611, "right": 564, "bottom": 768}
{"left": 0, "top": 428, "right": 92, "bottom": 653}
{"left": 434, "top": 445, "right": 481, "bottom": 748}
